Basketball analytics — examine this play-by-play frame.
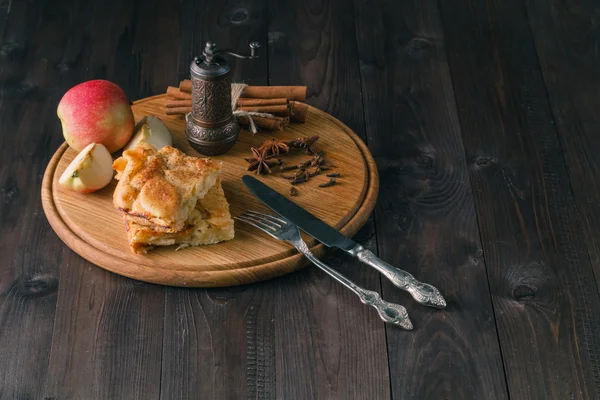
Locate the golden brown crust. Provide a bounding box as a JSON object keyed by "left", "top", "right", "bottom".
{"left": 113, "top": 146, "right": 221, "bottom": 232}
{"left": 124, "top": 181, "right": 234, "bottom": 253}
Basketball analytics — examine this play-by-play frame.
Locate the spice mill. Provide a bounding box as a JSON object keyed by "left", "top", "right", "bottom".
{"left": 185, "top": 41, "right": 260, "bottom": 156}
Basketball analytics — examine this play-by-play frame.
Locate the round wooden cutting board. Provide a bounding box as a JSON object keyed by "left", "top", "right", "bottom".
{"left": 41, "top": 94, "right": 378, "bottom": 287}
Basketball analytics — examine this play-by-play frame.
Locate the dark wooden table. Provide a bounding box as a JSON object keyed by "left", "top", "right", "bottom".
{"left": 2, "top": 0, "right": 600, "bottom": 398}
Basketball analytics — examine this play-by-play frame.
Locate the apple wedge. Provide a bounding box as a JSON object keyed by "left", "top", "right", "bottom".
{"left": 59, "top": 143, "right": 114, "bottom": 193}
{"left": 124, "top": 116, "right": 172, "bottom": 152}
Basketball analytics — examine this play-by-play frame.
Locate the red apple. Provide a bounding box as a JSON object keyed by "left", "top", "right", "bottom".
{"left": 57, "top": 80, "right": 135, "bottom": 153}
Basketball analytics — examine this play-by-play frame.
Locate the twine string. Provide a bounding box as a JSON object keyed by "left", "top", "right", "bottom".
{"left": 231, "top": 83, "right": 274, "bottom": 134}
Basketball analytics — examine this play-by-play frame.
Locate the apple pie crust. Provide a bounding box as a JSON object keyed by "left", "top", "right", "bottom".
{"left": 112, "top": 145, "right": 234, "bottom": 253}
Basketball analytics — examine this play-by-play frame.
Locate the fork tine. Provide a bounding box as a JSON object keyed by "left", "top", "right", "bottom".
{"left": 242, "top": 211, "right": 282, "bottom": 228}
{"left": 245, "top": 210, "right": 286, "bottom": 226}
{"left": 239, "top": 214, "right": 280, "bottom": 230}
{"left": 235, "top": 216, "right": 279, "bottom": 239}
{"left": 235, "top": 215, "right": 274, "bottom": 231}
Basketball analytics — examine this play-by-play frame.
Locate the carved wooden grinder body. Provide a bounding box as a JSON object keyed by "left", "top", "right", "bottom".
{"left": 185, "top": 41, "right": 260, "bottom": 155}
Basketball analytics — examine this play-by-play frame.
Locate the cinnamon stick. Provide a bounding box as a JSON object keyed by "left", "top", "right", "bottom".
{"left": 166, "top": 86, "right": 192, "bottom": 100}
{"left": 179, "top": 79, "right": 306, "bottom": 101}
{"left": 166, "top": 106, "right": 192, "bottom": 115}
{"left": 166, "top": 99, "right": 192, "bottom": 108}
{"left": 237, "top": 115, "right": 288, "bottom": 131}
{"left": 242, "top": 86, "right": 306, "bottom": 102}
{"left": 237, "top": 104, "right": 292, "bottom": 117}
{"left": 237, "top": 97, "right": 288, "bottom": 107}
{"left": 290, "top": 101, "right": 308, "bottom": 123}
{"left": 179, "top": 80, "right": 192, "bottom": 93}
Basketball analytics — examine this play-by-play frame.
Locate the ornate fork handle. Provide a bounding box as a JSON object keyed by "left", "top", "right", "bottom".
{"left": 294, "top": 240, "right": 413, "bottom": 330}
{"left": 356, "top": 288, "right": 413, "bottom": 328}
{"left": 348, "top": 245, "right": 447, "bottom": 309}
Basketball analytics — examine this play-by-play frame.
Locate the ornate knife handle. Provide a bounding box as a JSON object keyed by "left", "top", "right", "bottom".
{"left": 348, "top": 245, "right": 447, "bottom": 309}
{"left": 294, "top": 240, "right": 413, "bottom": 330}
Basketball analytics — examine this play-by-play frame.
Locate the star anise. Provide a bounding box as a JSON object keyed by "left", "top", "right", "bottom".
{"left": 258, "top": 138, "right": 289, "bottom": 157}
{"left": 245, "top": 147, "right": 280, "bottom": 175}
{"left": 286, "top": 135, "right": 320, "bottom": 154}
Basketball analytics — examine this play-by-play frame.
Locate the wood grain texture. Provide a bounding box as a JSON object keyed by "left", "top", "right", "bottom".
{"left": 42, "top": 95, "right": 377, "bottom": 287}
{"left": 162, "top": 282, "right": 277, "bottom": 399}
{"left": 268, "top": 0, "right": 391, "bottom": 398}
{"left": 0, "top": 0, "right": 76, "bottom": 398}
{"left": 525, "top": 0, "right": 600, "bottom": 392}
{"left": 6, "top": 0, "right": 600, "bottom": 397}
{"left": 355, "top": 0, "right": 509, "bottom": 398}
{"left": 438, "top": 0, "right": 600, "bottom": 398}
{"left": 40, "top": 0, "right": 172, "bottom": 398}
{"left": 525, "top": 0, "right": 600, "bottom": 293}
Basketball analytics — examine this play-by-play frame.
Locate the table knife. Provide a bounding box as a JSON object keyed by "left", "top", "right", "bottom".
{"left": 242, "top": 175, "right": 446, "bottom": 309}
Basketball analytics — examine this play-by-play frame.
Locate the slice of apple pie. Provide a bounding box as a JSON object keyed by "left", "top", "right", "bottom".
{"left": 112, "top": 145, "right": 234, "bottom": 253}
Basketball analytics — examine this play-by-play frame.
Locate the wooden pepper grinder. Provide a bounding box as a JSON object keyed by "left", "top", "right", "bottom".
{"left": 185, "top": 41, "right": 260, "bottom": 156}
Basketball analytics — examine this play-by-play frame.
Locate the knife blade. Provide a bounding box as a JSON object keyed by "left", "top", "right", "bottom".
{"left": 241, "top": 175, "right": 447, "bottom": 309}
{"left": 241, "top": 175, "right": 357, "bottom": 251}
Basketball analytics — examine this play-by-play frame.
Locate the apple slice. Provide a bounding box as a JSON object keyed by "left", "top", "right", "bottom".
{"left": 124, "top": 116, "right": 172, "bottom": 152}
{"left": 59, "top": 143, "right": 114, "bottom": 193}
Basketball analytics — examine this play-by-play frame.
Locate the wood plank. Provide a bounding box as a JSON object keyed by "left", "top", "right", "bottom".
{"left": 162, "top": 283, "right": 277, "bottom": 399}
{"left": 354, "top": 0, "right": 509, "bottom": 398}
{"left": 525, "top": 0, "right": 600, "bottom": 292}
{"left": 438, "top": 0, "right": 600, "bottom": 398}
{"left": 525, "top": 0, "right": 600, "bottom": 391}
{"left": 274, "top": 223, "right": 391, "bottom": 399}
{"left": 0, "top": 0, "right": 75, "bottom": 398}
{"left": 41, "top": 0, "right": 174, "bottom": 398}
{"left": 180, "top": 0, "right": 269, "bottom": 86}
{"left": 267, "top": 0, "right": 391, "bottom": 398}
{"left": 268, "top": 0, "right": 365, "bottom": 137}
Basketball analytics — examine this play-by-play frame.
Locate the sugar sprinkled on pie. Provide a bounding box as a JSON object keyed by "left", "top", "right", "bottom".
{"left": 112, "top": 146, "right": 234, "bottom": 253}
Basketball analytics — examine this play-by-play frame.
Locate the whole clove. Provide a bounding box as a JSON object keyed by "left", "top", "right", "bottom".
{"left": 290, "top": 186, "right": 299, "bottom": 196}
{"left": 308, "top": 168, "right": 321, "bottom": 178}
{"left": 291, "top": 175, "right": 308, "bottom": 185}
{"left": 319, "top": 178, "right": 337, "bottom": 188}
{"left": 299, "top": 159, "right": 313, "bottom": 169}
{"left": 293, "top": 168, "right": 306, "bottom": 178}
{"left": 283, "top": 167, "right": 305, "bottom": 180}
{"left": 282, "top": 164, "right": 299, "bottom": 171}
{"left": 326, "top": 172, "right": 341, "bottom": 178}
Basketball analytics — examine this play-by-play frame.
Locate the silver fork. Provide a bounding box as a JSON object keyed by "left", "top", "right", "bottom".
{"left": 236, "top": 211, "right": 413, "bottom": 330}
